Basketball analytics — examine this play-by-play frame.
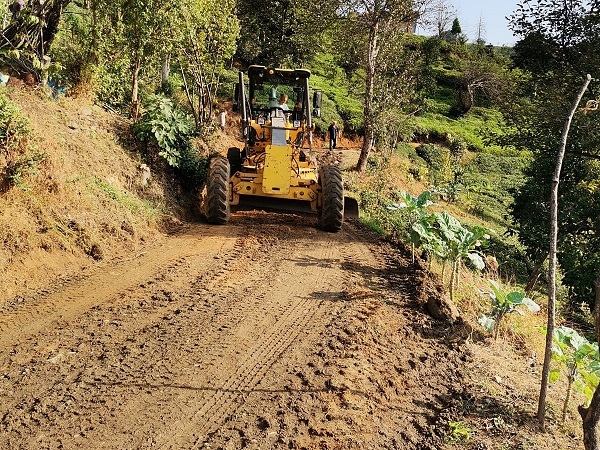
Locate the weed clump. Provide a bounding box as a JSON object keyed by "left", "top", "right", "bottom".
{"left": 0, "top": 89, "right": 45, "bottom": 191}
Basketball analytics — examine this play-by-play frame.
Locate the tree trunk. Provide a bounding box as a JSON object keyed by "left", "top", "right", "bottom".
{"left": 1, "top": 0, "right": 72, "bottom": 77}
{"left": 449, "top": 259, "right": 458, "bottom": 305}
{"left": 131, "top": 55, "right": 142, "bottom": 120}
{"left": 579, "top": 275, "right": 600, "bottom": 450}
{"left": 356, "top": 20, "right": 379, "bottom": 172}
{"left": 562, "top": 373, "right": 574, "bottom": 423}
{"left": 161, "top": 54, "right": 170, "bottom": 91}
{"left": 525, "top": 253, "right": 548, "bottom": 294}
{"left": 537, "top": 74, "right": 591, "bottom": 430}
{"left": 89, "top": 0, "right": 99, "bottom": 65}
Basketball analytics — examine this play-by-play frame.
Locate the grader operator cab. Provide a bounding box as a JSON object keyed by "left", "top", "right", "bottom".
{"left": 203, "top": 65, "right": 358, "bottom": 232}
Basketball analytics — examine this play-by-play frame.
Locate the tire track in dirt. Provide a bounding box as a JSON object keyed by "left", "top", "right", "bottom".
{"left": 0, "top": 225, "right": 238, "bottom": 350}
{"left": 134, "top": 228, "right": 355, "bottom": 448}
{"left": 0, "top": 214, "right": 380, "bottom": 449}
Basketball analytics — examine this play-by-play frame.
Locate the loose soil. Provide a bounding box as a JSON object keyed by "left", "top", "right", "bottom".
{"left": 0, "top": 87, "right": 583, "bottom": 450}
{"left": 0, "top": 212, "right": 581, "bottom": 449}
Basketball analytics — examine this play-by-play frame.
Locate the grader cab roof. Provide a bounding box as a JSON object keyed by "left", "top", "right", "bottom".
{"left": 247, "top": 65, "right": 311, "bottom": 81}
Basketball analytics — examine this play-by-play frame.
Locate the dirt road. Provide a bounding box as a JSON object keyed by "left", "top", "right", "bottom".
{"left": 0, "top": 211, "right": 465, "bottom": 449}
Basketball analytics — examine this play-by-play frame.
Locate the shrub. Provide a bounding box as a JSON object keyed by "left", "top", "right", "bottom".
{"left": 478, "top": 280, "right": 540, "bottom": 339}
{"left": 0, "top": 89, "right": 44, "bottom": 190}
{"left": 134, "top": 94, "right": 195, "bottom": 168}
{"left": 416, "top": 143, "right": 452, "bottom": 186}
{"left": 134, "top": 94, "right": 210, "bottom": 190}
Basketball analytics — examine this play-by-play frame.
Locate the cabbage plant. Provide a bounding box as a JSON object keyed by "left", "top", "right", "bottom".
{"left": 478, "top": 280, "right": 540, "bottom": 339}
{"left": 551, "top": 326, "right": 600, "bottom": 423}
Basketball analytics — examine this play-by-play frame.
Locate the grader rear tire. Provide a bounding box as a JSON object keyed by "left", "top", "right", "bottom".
{"left": 318, "top": 165, "right": 344, "bottom": 232}
{"left": 206, "top": 156, "right": 230, "bottom": 225}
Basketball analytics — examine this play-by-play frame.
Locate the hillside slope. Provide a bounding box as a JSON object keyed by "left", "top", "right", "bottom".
{"left": 1, "top": 87, "right": 189, "bottom": 303}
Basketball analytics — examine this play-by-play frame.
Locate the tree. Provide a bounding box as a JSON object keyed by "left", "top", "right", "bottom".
{"left": 579, "top": 276, "right": 600, "bottom": 450}
{"left": 371, "top": 32, "right": 428, "bottom": 149}
{"left": 419, "top": 0, "right": 456, "bottom": 38}
{"left": 507, "top": 0, "right": 600, "bottom": 438}
{"left": 508, "top": 0, "right": 600, "bottom": 311}
{"left": 235, "top": 0, "right": 339, "bottom": 66}
{"left": 537, "top": 73, "right": 591, "bottom": 431}
{"left": 450, "top": 17, "right": 461, "bottom": 36}
{"left": 339, "top": 0, "right": 418, "bottom": 172}
{"left": 120, "top": 0, "right": 187, "bottom": 118}
{"left": 176, "top": 0, "right": 239, "bottom": 129}
{"left": 475, "top": 15, "right": 486, "bottom": 44}
{"left": 0, "top": 0, "right": 73, "bottom": 80}
{"left": 451, "top": 47, "right": 515, "bottom": 115}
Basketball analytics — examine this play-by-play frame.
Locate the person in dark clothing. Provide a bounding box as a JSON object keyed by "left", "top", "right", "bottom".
{"left": 327, "top": 121, "right": 339, "bottom": 151}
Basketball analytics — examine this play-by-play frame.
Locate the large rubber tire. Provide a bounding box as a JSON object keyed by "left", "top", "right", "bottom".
{"left": 227, "top": 147, "right": 242, "bottom": 175}
{"left": 206, "top": 156, "right": 230, "bottom": 225}
{"left": 318, "top": 165, "right": 344, "bottom": 232}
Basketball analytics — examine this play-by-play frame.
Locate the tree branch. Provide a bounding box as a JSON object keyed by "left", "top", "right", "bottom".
{"left": 566, "top": 151, "right": 600, "bottom": 161}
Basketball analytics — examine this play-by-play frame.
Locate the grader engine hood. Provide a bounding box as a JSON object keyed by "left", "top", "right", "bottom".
{"left": 262, "top": 117, "right": 292, "bottom": 194}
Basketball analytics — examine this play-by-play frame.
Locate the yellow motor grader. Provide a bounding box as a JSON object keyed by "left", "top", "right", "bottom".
{"left": 203, "top": 65, "right": 358, "bottom": 232}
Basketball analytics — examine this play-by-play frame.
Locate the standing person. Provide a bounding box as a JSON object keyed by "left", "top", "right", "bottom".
{"left": 218, "top": 110, "right": 227, "bottom": 132}
{"left": 327, "top": 121, "right": 339, "bottom": 151}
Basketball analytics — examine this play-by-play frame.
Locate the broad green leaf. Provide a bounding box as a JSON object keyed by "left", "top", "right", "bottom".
{"left": 506, "top": 291, "right": 526, "bottom": 305}
{"left": 549, "top": 368, "right": 561, "bottom": 383}
{"left": 575, "top": 343, "right": 597, "bottom": 360}
{"left": 488, "top": 279, "right": 505, "bottom": 304}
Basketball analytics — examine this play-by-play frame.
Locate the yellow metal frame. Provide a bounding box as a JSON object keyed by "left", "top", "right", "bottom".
{"left": 230, "top": 112, "right": 321, "bottom": 210}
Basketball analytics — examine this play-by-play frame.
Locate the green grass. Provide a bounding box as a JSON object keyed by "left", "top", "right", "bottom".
{"left": 93, "top": 178, "right": 161, "bottom": 220}
{"left": 413, "top": 106, "right": 507, "bottom": 152}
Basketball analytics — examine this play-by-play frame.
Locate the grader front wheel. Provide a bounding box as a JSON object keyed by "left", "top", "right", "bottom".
{"left": 205, "top": 156, "right": 230, "bottom": 225}
{"left": 318, "top": 165, "right": 344, "bottom": 232}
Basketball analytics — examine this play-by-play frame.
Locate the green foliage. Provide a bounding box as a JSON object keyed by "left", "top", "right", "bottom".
{"left": 451, "top": 19, "right": 462, "bottom": 36}
{"left": 235, "top": 0, "right": 338, "bottom": 66}
{"left": 176, "top": 0, "right": 239, "bottom": 128}
{"left": 309, "top": 63, "right": 364, "bottom": 134}
{"left": 462, "top": 152, "right": 530, "bottom": 227}
{"left": 177, "top": 144, "right": 211, "bottom": 190}
{"left": 134, "top": 95, "right": 195, "bottom": 167}
{"left": 478, "top": 280, "right": 540, "bottom": 339}
{"left": 413, "top": 105, "right": 507, "bottom": 152}
{"left": 388, "top": 190, "right": 434, "bottom": 260}
{"left": 6, "top": 149, "right": 46, "bottom": 191}
{"left": 551, "top": 326, "right": 600, "bottom": 419}
{"left": 94, "top": 177, "right": 160, "bottom": 219}
{"left": 485, "top": 234, "right": 531, "bottom": 284}
{"left": 444, "top": 420, "right": 471, "bottom": 444}
{"left": 430, "top": 211, "right": 489, "bottom": 270}
{"left": 47, "top": 2, "right": 93, "bottom": 88}
{"left": 395, "top": 193, "right": 490, "bottom": 301}
{"left": 507, "top": 1, "right": 600, "bottom": 309}
{"left": 416, "top": 143, "right": 452, "bottom": 186}
{"left": 0, "top": 89, "right": 45, "bottom": 190}
{"left": 93, "top": 56, "right": 134, "bottom": 111}
{"left": 0, "top": 90, "right": 31, "bottom": 154}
